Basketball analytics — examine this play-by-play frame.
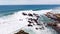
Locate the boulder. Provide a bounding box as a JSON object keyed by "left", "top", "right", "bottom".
{"left": 15, "top": 30, "right": 29, "bottom": 34}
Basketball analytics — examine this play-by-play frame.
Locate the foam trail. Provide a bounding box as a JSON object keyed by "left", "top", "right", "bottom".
{"left": 0, "top": 10, "right": 57, "bottom": 34}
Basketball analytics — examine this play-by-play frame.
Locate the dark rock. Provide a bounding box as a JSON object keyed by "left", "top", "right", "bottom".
{"left": 28, "top": 18, "right": 38, "bottom": 24}
{"left": 22, "top": 12, "right": 27, "bottom": 15}
{"left": 27, "top": 24, "right": 33, "bottom": 27}
{"left": 32, "top": 19, "right": 38, "bottom": 24}
{"left": 28, "top": 18, "right": 33, "bottom": 21}
{"left": 37, "top": 23, "right": 42, "bottom": 25}
{"left": 33, "top": 13, "right": 40, "bottom": 18}
{"left": 15, "top": 30, "right": 29, "bottom": 34}
{"left": 33, "top": 13, "right": 38, "bottom": 16}
{"left": 28, "top": 21, "right": 33, "bottom": 23}
{"left": 47, "top": 23, "right": 57, "bottom": 27}
{"left": 28, "top": 13, "right": 33, "bottom": 17}
{"left": 39, "top": 28, "right": 42, "bottom": 30}
{"left": 39, "top": 27, "right": 44, "bottom": 30}
{"left": 35, "top": 28, "right": 38, "bottom": 30}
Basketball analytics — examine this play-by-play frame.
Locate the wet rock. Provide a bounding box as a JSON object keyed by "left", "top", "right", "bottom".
{"left": 39, "top": 27, "right": 44, "bottom": 30}
{"left": 47, "top": 23, "right": 57, "bottom": 27}
{"left": 28, "top": 18, "right": 33, "bottom": 21}
{"left": 28, "top": 13, "right": 33, "bottom": 17}
{"left": 45, "top": 12, "right": 60, "bottom": 22}
{"left": 47, "top": 22, "right": 60, "bottom": 33}
{"left": 33, "top": 13, "right": 40, "bottom": 18}
{"left": 27, "top": 24, "right": 33, "bottom": 27}
{"left": 37, "top": 23, "right": 42, "bottom": 26}
{"left": 28, "top": 21, "right": 33, "bottom": 23}
{"left": 28, "top": 18, "right": 38, "bottom": 25}
{"left": 32, "top": 19, "right": 38, "bottom": 24}
{"left": 39, "top": 28, "right": 42, "bottom": 30}
{"left": 22, "top": 12, "right": 27, "bottom": 15}
{"left": 15, "top": 30, "right": 29, "bottom": 34}
{"left": 35, "top": 28, "right": 38, "bottom": 30}
{"left": 33, "top": 13, "right": 38, "bottom": 16}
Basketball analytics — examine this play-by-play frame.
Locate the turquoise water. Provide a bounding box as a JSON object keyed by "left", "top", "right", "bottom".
{"left": 39, "top": 15, "right": 54, "bottom": 23}
{"left": 23, "top": 29, "right": 35, "bottom": 34}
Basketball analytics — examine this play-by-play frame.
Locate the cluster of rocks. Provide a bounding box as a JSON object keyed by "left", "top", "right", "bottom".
{"left": 14, "top": 12, "right": 49, "bottom": 34}
{"left": 45, "top": 12, "right": 60, "bottom": 33}
{"left": 22, "top": 12, "right": 45, "bottom": 30}
{"left": 45, "top": 12, "right": 60, "bottom": 22}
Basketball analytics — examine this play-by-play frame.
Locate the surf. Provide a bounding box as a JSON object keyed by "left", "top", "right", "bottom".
{"left": 0, "top": 9, "right": 58, "bottom": 34}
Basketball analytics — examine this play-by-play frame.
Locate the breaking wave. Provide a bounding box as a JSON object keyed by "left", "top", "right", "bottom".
{"left": 0, "top": 9, "right": 58, "bottom": 34}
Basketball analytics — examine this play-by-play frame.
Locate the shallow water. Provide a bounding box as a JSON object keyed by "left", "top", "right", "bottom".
{"left": 18, "top": 14, "right": 58, "bottom": 34}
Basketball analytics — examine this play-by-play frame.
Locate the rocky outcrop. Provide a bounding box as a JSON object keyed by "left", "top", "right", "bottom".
{"left": 15, "top": 30, "right": 29, "bottom": 34}
{"left": 45, "top": 12, "right": 60, "bottom": 33}
{"left": 45, "top": 12, "right": 60, "bottom": 22}
{"left": 47, "top": 22, "right": 60, "bottom": 33}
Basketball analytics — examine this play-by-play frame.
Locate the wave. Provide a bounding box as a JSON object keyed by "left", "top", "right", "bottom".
{"left": 0, "top": 9, "right": 58, "bottom": 34}
{"left": 51, "top": 7, "right": 60, "bottom": 14}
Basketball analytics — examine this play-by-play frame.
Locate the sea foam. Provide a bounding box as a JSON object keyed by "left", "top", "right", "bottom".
{"left": 0, "top": 9, "right": 57, "bottom": 34}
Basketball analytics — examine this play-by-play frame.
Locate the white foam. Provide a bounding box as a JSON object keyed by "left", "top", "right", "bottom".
{"left": 0, "top": 10, "right": 57, "bottom": 34}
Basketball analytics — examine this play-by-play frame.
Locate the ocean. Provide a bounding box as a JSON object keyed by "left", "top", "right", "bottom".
{"left": 0, "top": 5, "right": 60, "bottom": 34}
{"left": 0, "top": 5, "right": 60, "bottom": 16}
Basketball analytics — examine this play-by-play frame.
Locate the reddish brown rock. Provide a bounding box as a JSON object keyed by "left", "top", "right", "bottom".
{"left": 15, "top": 30, "right": 29, "bottom": 34}
{"left": 45, "top": 12, "right": 60, "bottom": 22}
{"left": 47, "top": 22, "right": 60, "bottom": 33}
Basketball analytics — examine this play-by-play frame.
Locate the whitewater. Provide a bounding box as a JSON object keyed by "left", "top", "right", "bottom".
{"left": 0, "top": 10, "right": 58, "bottom": 34}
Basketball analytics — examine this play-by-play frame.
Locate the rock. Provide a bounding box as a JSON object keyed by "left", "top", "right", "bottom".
{"left": 33, "top": 13, "right": 40, "bottom": 18}
{"left": 22, "top": 12, "right": 27, "bottom": 15}
{"left": 47, "top": 23, "right": 57, "bottom": 27}
{"left": 39, "top": 27, "right": 44, "bottom": 30}
{"left": 28, "top": 18, "right": 33, "bottom": 21}
{"left": 45, "top": 12, "right": 60, "bottom": 22}
{"left": 28, "top": 18, "right": 38, "bottom": 25}
{"left": 27, "top": 24, "right": 33, "bottom": 27}
{"left": 28, "top": 13, "right": 33, "bottom": 17}
{"left": 47, "top": 22, "right": 60, "bottom": 33}
{"left": 35, "top": 28, "right": 38, "bottom": 30}
{"left": 37, "top": 23, "right": 42, "bottom": 26}
{"left": 28, "top": 21, "right": 33, "bottom": 23}
{"left": 32, "top": 19, "right": 38, "bottom": 24}
{"left": 39, "top": 28, "right": 42, "bottom": 29}
{"left": 15, "top": 30, "right": 29, "bottom": 34}
{"left": 33, "top": 13, "right": 38, "bottom": 16}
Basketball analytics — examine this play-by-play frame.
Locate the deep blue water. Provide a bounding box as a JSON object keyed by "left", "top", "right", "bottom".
{"left": 0, "top": 5, "right": 60, "bottom": 16}
{"left": 0, "top": 5, "right": 60, "bottom": 11}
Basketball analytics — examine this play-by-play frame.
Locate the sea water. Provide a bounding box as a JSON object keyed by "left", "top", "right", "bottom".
{"left": 0, "top": 5, "right": 60, "bottom": 34}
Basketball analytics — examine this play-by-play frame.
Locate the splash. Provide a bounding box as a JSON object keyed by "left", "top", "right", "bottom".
{"left": 0, "top": 10, "right": 57, "bottom": 34}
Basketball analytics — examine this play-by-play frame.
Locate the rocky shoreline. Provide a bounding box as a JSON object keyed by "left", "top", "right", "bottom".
{"left": 45, "top": 12, "right": 60, "bottom": 33}
{"left": 14, "top": 11, "right": 58, "bottom": 34}
{"left": 15, "top": 12, "right": 47, "bottom": 34}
